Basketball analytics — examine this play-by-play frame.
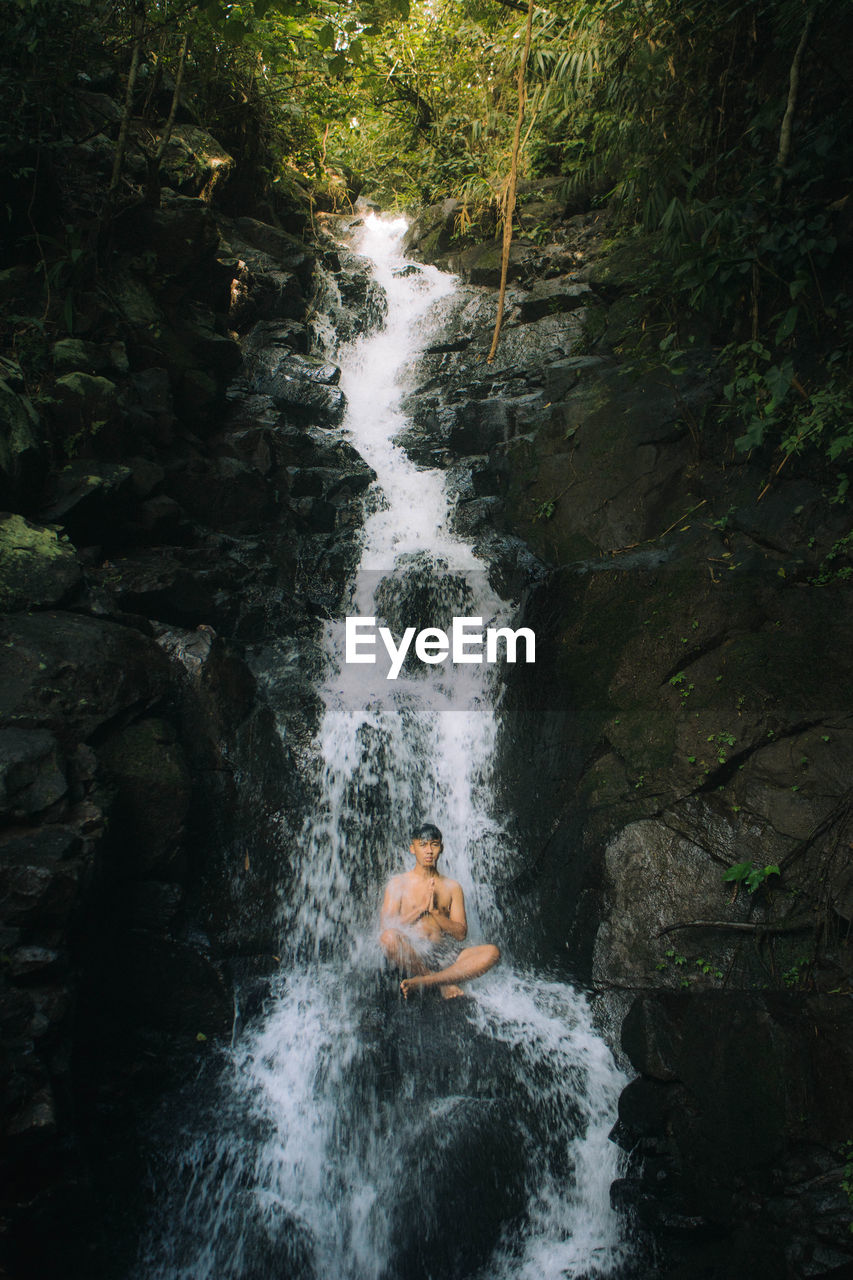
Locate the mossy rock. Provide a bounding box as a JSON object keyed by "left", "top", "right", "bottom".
{"left": 0, "top": 514, "right": 81, "bottom": 613}
{"left": 157, "top": 124, "right": 233, "bottom": 199}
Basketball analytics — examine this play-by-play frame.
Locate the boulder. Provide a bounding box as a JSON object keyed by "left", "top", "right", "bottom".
{"left": 0, "top": 514, "right": 81, "bottom": 612}
{"left": 51, "top": 372, "right": 119, "bottom": 453}
{"left": 617, "top": 991, "right": 853, "bottom": 1270}
{"left": 41, "top": 460, "right": 136, "bottom": 548}
{"left": 114, "top": 932, "right": 233, "bottom": 1038}
{"left": 97, "top": 718, "right": 191, "bottom": 878}
{"left": 0, "top": 729, "right": 67, "bottom": 819}
{"left": 0, "top": 611, "right": 172, "bottom": 746}
{"left": 148, "top": 195, "right": 221, "bottom": 277}
{"left": 246, "top": 349, "right": 346, "bottom": 427}
{"left": 156, "top": 124, "right": 233, "bottom": 200}
{"left": 0, "top": 826, "right": 85, "bottom": 928}
{"left": 515, "top": 278, "right": 593, "bottom": 323}
{"left": 402, "top": 198, "right": 462, "bottom": 258}
{"left": 232, "top": 218, "right": 315, "bottom": 285}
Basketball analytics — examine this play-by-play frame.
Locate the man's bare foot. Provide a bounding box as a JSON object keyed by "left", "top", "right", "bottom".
{"left": 440, "top": 984, "right": 465, "bottom": 999}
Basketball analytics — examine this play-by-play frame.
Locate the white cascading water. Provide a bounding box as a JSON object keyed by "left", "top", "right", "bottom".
{"left": 134, "top": 215, "right": 630, "bottom": 1280}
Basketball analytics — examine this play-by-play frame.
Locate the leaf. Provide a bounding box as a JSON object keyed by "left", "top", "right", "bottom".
{"left": 722, "top": 862, "right": 752, "bottom": 883}
{"left": 774, "top": 306, "right": 798, "bottom": 346}
{"left": 764, "top": 361, "right": 793, "bottom": 405}
{"left": 317, "top": 22, "right": 334, "bottom": 50}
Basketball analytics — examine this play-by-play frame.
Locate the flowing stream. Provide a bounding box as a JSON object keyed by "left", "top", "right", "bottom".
{"left": 135, "top": 215, "right": 630, "bottom": 1280}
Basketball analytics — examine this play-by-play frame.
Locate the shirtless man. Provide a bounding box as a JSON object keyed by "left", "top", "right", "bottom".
{"left": 379, "top": 822, "right": 500, "bottom": 999}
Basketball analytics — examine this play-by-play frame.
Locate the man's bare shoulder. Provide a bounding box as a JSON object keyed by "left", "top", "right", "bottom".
{"left": 438, "top": 873, "right": 463, "bottom": 894}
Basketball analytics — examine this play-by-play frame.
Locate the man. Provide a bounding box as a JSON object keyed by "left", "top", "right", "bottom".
{"left": 379, "top": 822, "right": 500, "bottom": 999}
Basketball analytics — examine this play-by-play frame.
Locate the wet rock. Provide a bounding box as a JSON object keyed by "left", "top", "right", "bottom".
{"left": 164, "top": 454, "right": 273, "bottom": 530}
{"left": 127, "top": 881, "right": 183, "bottom": 932}
{"left": 232, "top": 218, "right": 315, "bottom": 286}
{"left": 0, "top": 514, "right": 81, "bottom": 612}
{"left": 616, "top": 992, "right": 853, "bottom": 1270}
{"left": 0, "top": 610, "right": 171, "bottom": 746}
{"left": 448, "top": 238, "right": 538, "bottom": 287}
{"left": 113, "top": 931, "right": 234, "bottom": 1037}
{"left": 246, "top": 349, "right": 346, "bottom": 426}
{"left": 0, "top": 729, "right": 67, "bottom": 819}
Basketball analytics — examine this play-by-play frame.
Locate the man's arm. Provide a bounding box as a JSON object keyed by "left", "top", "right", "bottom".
{"left": 381, "top": 876, "right": 433, "bottom": 929}
{"left": 424, "top": 881, "right": 467, "bottom": 941}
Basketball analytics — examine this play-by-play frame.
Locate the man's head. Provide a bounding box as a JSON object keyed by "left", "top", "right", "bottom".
{"left": 410, "top": 821, "right": 443, "bottom": 868}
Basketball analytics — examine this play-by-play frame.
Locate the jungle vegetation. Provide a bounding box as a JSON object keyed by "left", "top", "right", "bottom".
{"left": 2, "top": 0, "right": 852, "bottom": 496}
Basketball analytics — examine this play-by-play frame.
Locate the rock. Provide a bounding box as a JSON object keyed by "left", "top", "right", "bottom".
{"left": 402, "top": 198, "right": 462, "bottom": 258}
{"left": 0, "top": 827, "right": 85, "bottom": 927}
{"left": 97, "top": 718, "right": 191, "bottom": 878}
{"left": 233, "top": 218, "right": 315, "bottom": 285}
{"left": 131, "top": 368, "right": 173, "bottom": 416}
{"left": 115, "top": 932, "right": 233, "bottom": 1037}
{"left": 246, "top": 349, "right": 345, "bottom": 427}
{"left": 617, "top": 991, "right": 853, "bottom": 1251}
{"left": 0, "top": 729, "right": 67, "bottom": 819}
{"left": 51, "top": 372, "right": 119, "bottom": 451}
{"left": 8, "top": 945, "right": 63, "bottom": 984}
{"left": 127, "top": 881, "right": 183, "bottom": 932}
{"left": 448, "top": 239, "right": 538, "bottom": 287}
{"left": 591, "top": 812, "right": 761, "bottom": 990}
{"left": 41, "top": 460, "right": 135, "bottom": 547}
{"left": 6, "top": 1085, "right": 57, "bottom": 1147}
{"left": 164, "top": 454, "right": 273, "bottom": 530}
{"left": 515, "top": 278, "right": 593, "bottom": 323}
{"left": 0, "top": 610, "right": 172, "bottom": 746}
{"left": 0, "top": 514, "right": 81, "bottom": 612}
{"left": 127, "top": 456, "right": 165, "bottom": 499}
{"left": 110, "top": 270, "right": 164, "bottom": 331}
{"left": 156, "top": 124, "right": 233, "bottom": 200}
{"left": 0, "top": 379, "right": 46, "bottom": 512}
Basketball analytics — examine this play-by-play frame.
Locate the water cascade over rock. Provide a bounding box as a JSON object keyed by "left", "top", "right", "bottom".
{"left": 131, "top": 216, "right": 630, "bottom": 1280}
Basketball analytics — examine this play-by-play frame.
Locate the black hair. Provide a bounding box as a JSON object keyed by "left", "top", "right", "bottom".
{"left": 411, "top": 821, "right": 443, "bottom": 844}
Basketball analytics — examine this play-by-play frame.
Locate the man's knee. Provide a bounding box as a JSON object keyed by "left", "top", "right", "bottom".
{"left": 379, "top": 929, "right": 401, "bottom": 954}
{"left": 485, "top": 944, "right": 500, "bottom": 967}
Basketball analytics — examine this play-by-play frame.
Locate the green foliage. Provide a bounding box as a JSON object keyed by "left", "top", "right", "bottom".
{"left": 722, "top": 862, "right": 781, "bottom": 894}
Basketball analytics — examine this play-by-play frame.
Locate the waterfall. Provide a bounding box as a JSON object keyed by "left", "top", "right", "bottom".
{"left": 133, "top": 215, "right": 630, "bottom": 1280}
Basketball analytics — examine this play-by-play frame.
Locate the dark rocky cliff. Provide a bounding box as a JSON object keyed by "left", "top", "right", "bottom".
{"left": 403, "top": 197, "right": 853, "bottom": 1280}
{"left": 0, "top": 121, "right": 386, "bottom": 1272}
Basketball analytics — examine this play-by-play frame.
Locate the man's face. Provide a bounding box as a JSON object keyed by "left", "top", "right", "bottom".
{"left": 411, "top": 836, "right": 442, "bottom": 869}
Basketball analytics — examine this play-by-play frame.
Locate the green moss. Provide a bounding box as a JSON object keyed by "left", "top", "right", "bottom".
{"left": 0, "top": 514, "right": 80, "bottom": 612}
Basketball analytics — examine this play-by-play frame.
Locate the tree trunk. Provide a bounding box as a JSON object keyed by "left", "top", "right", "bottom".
{"left": 109, "top": 0, "right": 146, "bottom": 196}
{"left": 774, "top": 7, "right": 815, "bottom": 194}
{"left": 146, "top": 32, "right": 189, "bottom": 207}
